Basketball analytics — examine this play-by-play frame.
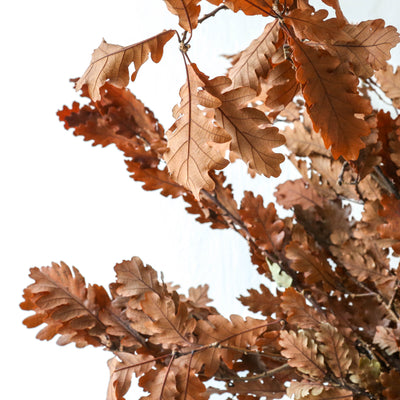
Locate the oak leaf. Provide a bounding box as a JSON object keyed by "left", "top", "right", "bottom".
{"left": 239, "top": 284, "right": 282, "bottom": 317}
{"left": 375, "top": 65, "right": 400, "bottom": 108}
{"left": 373, "top": 326, "right": 400, "bottom": 355}
{"left": 315, "top": 322, "right": 354, "bottom": 379}
{"left": 240, "top": 191, "right": 285, "bottom": 253}
{"left": 206, "top": 76, "right": 285, "bottom": 177}
{"left": 290, "top": 39, "right": 372, "bottom": 160}
{"left": 107, "top": 353, "right": 155, "bottom": 400}
{"left": 163, "top": 0, "right": 201, "bottom": 31}
{"left": 286, "top": 381, "right": 324, "bottom": 399}
{"left": 279, "top": 330, "right": 326, "bottom": 379}
{"left": 139, "top": 365, "right": 179, "bottom": 400}
{"left": 163, "top": 63, "right": 231, "bottom": 199}
{"left": 76, "top": 30, "right": 175, "bottom": 101}
{"left": 227, "top": 20, "right": 280, "bottom": 93}
{"left": 381, "top": 370, "right": 400, "bottom": 400}
{"left": 330, "top": 19, "right": 400, "bottom": 78}
{"left": 378, "top": 194, "right": 400, "bottom": 254}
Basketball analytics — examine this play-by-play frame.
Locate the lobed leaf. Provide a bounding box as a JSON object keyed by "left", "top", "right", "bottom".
{"left": 163, "top": 0, "right": 201, "bottom": 31}
{"left": 290, "top": 39, "right": 372, "bottom": 160}
{"left": 164, "top": 63, "right": 231, "bottom": 199}
{"left": 76, "top": 30, "right": 175, "bottom": 101}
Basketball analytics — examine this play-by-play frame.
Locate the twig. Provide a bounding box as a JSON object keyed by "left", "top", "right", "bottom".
{"left": 218, "top": 363, "right": 290, "bottom": 381}
{"left": 371, "top": 166, "right": 400, "bottom": 199}
{"left": 198, "top": 5, "right": 228, "bottom": 25}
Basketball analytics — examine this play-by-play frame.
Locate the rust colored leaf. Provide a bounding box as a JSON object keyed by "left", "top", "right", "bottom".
{"left": 290, "top": 39, "right": 372, "bottom": 160}
{"left": 221, "top": 0, "right": 283, "bottom": 17}
{"left": 107, "top": 353, "right": 155, "bottom": 400}
{"left": 375, "top": 65, "right": 400, "bottom": 108}
{"left": 239, "top": 284, "right": 282, "bottom": 317}
{"left": 285, "top": 240, "right": 338, "bottom": 291}
{"left": 227, "top": 20, "right": 280, "bottom": 93}
{"left": 114, "top": 257, "right": 165, "bottom": 298}
{"left": 21, "top": 262, "right": 109, "bottom": 348}
{"left": 206, "top": 76, "right": 285, "bottom": 177}
{"left": 315, "top": 322, "right": 354, "bottom": 379}
{"left": 163, "top": 0, "right": 201, "bottom": 31}
{"left": 320, "top": 0, "right": 346, "bottom": 24}
{"left": 275, "top": 179, "right": 324, "bottom": 210}
{"left": 139, "top": 291, "right": 197, "bottom": 349}
{"left": 264, "top": 60, "right": 300, "bottom": 112}
{"left": 331, "top": 19, "right": 400, "bottom": 78}
{"left": 287, "top": 380, "right": 324, "bottom": 399}
{"left": 285, "top": 7, "right": 349, "bottom": 42}
{"left": 378, "top": 194, "right": 400, "bottom": 254}
{"left": 139, "top": 365, "right": 179, "bottom": 400}
{"left": 381, "top": 370, "right": 400, "bottom": 400}
{"left": 76, "top": 30, "right": 175, "bottom": 101}
{"left": 240, "top": 191, "right": 285, "bottom": 253}
{"left": 280, "top": 330, "right": 326, "bottom": 379}
{"left": 373, "top": 326, "right": 400, "bottom": 355}
{"left": 195, "top": 314, "right": 268, "bottom": 376}
{"left": 163, "top": 63, "right": 230, "bottom": 199}
{"left": 280, "top": 287, "right": 323, "bottom": 329}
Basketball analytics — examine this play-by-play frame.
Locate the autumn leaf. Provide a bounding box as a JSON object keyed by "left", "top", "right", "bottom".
{"left": 280, "top": 330, "right": 326, "bottom": 379}
{"left": 330, "top": 19, "right": 400, "bottom": 78}
{"left": 373, "top": 326, "right": 400, "bottom": 355}
{"left": 290, "top": 39, "right": 372, "bottom": 160}
{"left": 227, "top": 20, "right": 280, "bottom": 93}
{"left": 138, "top": 291, "right": 197, "bottom": 349}
{"left": 163, "top": 0, "right": 201, "bottom": 31}
{"left": 206, "top": 76, "right": 285, "bottom": 177}
{"left": 280, "top": 287, "right": 324, "bottom": 329}
{"left": 286, "top": 380, "right": 324, "bottom": 399}
{"left": 107, "top": 353, "right": 155, "bottom": 400}
{"left": 381, "top": 370, "right": 400, "bottom": 400}
{"left": 375, "top": 65, "right": 400, "bottom": 108}
{"left": 76, "top": 30, "right": 175, "bottom": 101}
{"left": 164, "top": 63, "right": 231, "bottom": 198}
{"left": 21, "top": 262, "right": 109, "bottom": 348}
{"left": 114, "top": 257, "right": 165, "bottom": 298}
{"left": 139, "top": 365, "right": 179, "bottom": 400}
{"left": 378, "top": 194, "right": 400, "bottom": 254}
{"left": 320, "top": 0, "right": 346, "bottom": 24}
{"left": 239, "top": 284, "right": 282, "bottom": 317}
{"left": 240, "top": 191, "right": 285, "bottom": 253}
{"left": 220, "top": 0, "right": 280, "bottom": 17}
{"left": 275, "top": 179, "right": 324, "bottom": 211}
{"left": 315, "top": 322, "right": 355, "bottom": 379}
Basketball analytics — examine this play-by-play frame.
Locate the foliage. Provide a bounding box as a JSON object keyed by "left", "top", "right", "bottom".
{"left": 21, "top": 0, "right": 400, "bottom": 399}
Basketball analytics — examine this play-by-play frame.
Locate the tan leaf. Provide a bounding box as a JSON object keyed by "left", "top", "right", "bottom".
{"left": 164, "top": 63, "right": 231, "bottom": 199}
{"left": 107, "top": 353, "right": 155, "bottom": 400}
{"left": 381, "top": 370, "right": 400, "bottom": 400}
{"left": 281, "top": 287, "right": 324, "bottom": 329}
{"left": 290, "top": 39, "right": 372, "bottom": 160}
{"left": 280, "top": 330, "right": 326, "bottom": 379}
{"left": 76, "top": 30, "right": 175, "bottom": 101}
{"left": 373, "top": 326, "right": 400, "bottom": 355}
{"left": 330, "top": 19, "right": 400, "bottom": 78}
{"left": 139, "top": 291, "right": 196, "bottom": 349}
{"left": 375, "top": 65, "right": 400, "bottom": 108}
{"left": 163, "top": 0, "right": 201, "bottom": 31}
{"left": 206, "top": 76, "right": 285, "bottom": 177}
{"left": 114, "top": 257, "right": 165, "bottom": 298}
{"left": 227, "top": 20, "right": 280, "bottom": 93}
{"left": 139, "top": 365, "right": 179, "bottom": 400}
{"left": 316, "top": 322, "right": 354, "bottom": 379}
{"left": 287, "top": 380, "right": 324, "bottom": 399}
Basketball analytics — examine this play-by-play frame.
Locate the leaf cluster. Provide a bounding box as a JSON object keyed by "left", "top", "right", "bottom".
{"left": 22, "top": 0, "right": 400, "bottom": 399}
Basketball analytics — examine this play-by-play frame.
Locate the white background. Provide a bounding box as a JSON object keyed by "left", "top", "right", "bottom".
{"left": 1, "top": 1, "right": 399, "bottom": 399}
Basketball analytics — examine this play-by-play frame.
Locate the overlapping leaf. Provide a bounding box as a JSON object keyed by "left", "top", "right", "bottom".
{"left": 76, "top": 30, "right": 175, "bottom": 101}
{"left": 375, "top": 65, "right": 400, "bottom": 108}
{"left": 290, "top": 39, "right": 372, "bottom": 160}
{"left": 164, "top": 63, "right": 231, "bottom": 198}
{"left": 330, "top": 19, "right": 400, "bottom": 78}
{"left": 280, "top": 330, "right": 326, "bottom": 379}
{"left": 227, "top": 20, "right": 280, "bottom": 93}
{"left": 163, "top": 0, "right": 201, "bottom": 31}
{"left": 206, "top": 76, "right": 285, "bottom": 177}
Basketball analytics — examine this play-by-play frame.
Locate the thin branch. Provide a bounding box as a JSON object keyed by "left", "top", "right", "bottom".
{"left": 218, "top": 363, "right": 290, "bottom": 381}
{"left": 198, "top": 5, "right": 228, "bottom": 24}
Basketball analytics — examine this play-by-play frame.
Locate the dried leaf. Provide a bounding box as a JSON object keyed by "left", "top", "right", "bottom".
{"left": 378, "top": 194, "right": 400, "bottom": 254}
{"left": 239, "top": 284, "right": 282, "bottom": 317}
{"left": 280, "top": 330, "right": 326, "bottom": 379}
{"left": 381, "top": 370, "right": 400, "bottom": 400}
{"left": 227, "top": 20, "right": 280, "bottom": 93}
{"left": 164, "top": 63, "right": 230, "bottom": 199}
{"left": 315, "top": 322, "right": 354, "bottom": 379}
{"left": 206, "top": 76, "right": 285, "bottom": 177}
{"left": 286, "top": 380, "right": 324, "bottom": 399}
{"left": 330, "top": 19, "right": 400, "bottom": 78}
{"left": 375, "top": 65, "right": 400, "bottom": 108}
{"left": 373, "top": 326, "right": 400, "bottom": 355}
{"left": 76, "top": 30, "right": 175, "bottom": 101}
{"left": 163, "top": 0, "right": 201, "bottom": 31}
{"left": 290, "top": 39, "right": 372, "bottom": 160}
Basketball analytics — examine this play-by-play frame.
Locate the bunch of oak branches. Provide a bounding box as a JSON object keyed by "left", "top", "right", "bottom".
{"left": 22, "top": 1, "right": 400, "bottom": 399}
